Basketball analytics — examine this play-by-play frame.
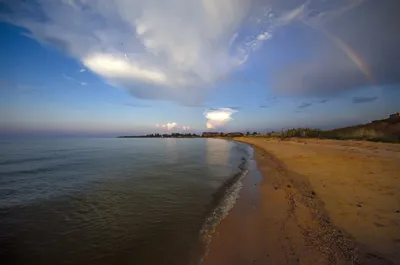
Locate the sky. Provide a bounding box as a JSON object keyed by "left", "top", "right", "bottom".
{"left": 0, "top": 0, "right": 399, "bottom": 137}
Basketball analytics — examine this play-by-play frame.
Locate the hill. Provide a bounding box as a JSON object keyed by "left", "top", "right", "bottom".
{"left": 323, "top": 113, "right": 400, "bottom": 142}
{"left": 254, "top": 113, "right": 400, "bottom": 143}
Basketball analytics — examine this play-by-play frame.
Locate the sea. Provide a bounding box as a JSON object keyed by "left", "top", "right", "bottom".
{"left": 0, "top": 137, "right": 253, "bottom": 265}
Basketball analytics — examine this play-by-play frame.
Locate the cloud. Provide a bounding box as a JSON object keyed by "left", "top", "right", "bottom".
{"left": 124, "top": 103, "right": 151, "bottom": 108}
{"left": 312, "top": 99, "right": 329, "bottom": 104}
{"left": 62, "top": 74, "right": 73, "bottom": 80}
{"left": 227, "top": 106, "right": 241, "bottom": 110}
{"left": 352, "top": 96, "right": 378, "bottom": 104}
{"left": 83, "top": 53, "right": 167, "bottom": 85}
{"left": 156, "top": 122, "right": 177, "bottom": 131}
{"left": 4, "top": 0, "right": 387, "bottom": 103}
{"left": 1, "top": 0, "right": 326, "bottom": 103}
{"left": 204, "top": 107, "right": 237, "bottom": 129}
{"left": 0, "top": 0, "right": 254, "bottom": 103}
{"left": 79, "top": 68, "right": 86, "bottom": 72}
{"left": 62, "top": 73, "right": 88, "bottom": 86}
{"left": 271, "top": 0, "right": 400, "bottom": 96}
{"left": 260, "top": 97, "right": 280, "bottom": 108}
{"left": 182, "top": 125, "right": 191, "bottom": 131}
{"left": 297, "top": 102, "right": 313, "bottom": 109}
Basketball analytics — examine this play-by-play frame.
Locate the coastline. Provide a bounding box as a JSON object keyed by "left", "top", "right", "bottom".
{"left": 203, "top": 138, "right": 400, "bottom": 265}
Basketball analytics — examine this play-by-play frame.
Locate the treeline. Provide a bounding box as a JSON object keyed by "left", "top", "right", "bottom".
{"left": 119, "top": 133, "right": 200, "bottom": 138}
{"left": 146, "top": 133, "right": 200, "bottom": 138}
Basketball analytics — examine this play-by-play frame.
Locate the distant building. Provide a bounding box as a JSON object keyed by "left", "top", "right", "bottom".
{"left": 202, "top": 132, "right": 219, "bottom": 137}
{"left": 389, "top": 112, "right": 400, "bottom": 118}
{"left": 226, "top": 132, "right": 244, "bottom": 137}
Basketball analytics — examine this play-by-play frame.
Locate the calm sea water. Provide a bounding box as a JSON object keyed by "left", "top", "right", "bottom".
{"left": 0, "top": 138, "right": 252, "bottom": 265}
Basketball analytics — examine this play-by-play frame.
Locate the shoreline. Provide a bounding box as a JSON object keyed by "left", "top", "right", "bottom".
{"left": 203, "top": 138, "right": 399, "bottom": 264}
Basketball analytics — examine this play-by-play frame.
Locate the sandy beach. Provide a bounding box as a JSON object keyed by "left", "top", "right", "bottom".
{"left": 204, "top": 138, "right": 400, "bottom": 265}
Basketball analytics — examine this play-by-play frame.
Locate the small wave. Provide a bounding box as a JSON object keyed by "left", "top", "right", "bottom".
{"left": 1, "top": 160, "right": 86, "bottom": 178}
{"left": 196, "top": 144, "right": 254, "bottom": 264}
{"left": 199, "top": 167, "right": 249, "bottom": 258}
{"left": 0, "top": 155, "right": 56, "bottom": 166}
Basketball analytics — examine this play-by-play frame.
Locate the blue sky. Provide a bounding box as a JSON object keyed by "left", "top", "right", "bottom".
{"left": 0, "top": 0, "right": 399, "bottom": 136}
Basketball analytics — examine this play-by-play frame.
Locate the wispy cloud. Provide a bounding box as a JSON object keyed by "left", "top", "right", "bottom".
{"left": 260, "top": 97, "right": 280, "bottom": 108}
{"left": 227, "top": 106, "right": 241, "bottom": 110}
{"left": 61, "top": 74, "right": 73, "bottom": 80}
{"left": 297, "top": 102, "right": 313, "bottom": 109}
{"left": 204, "top": 108, "right": 237, "bottom": 129}
{"left": 124, "top": 102, "right": 151, "bottom": 108}
{"left": 312, "top": 99, "right": 329, "bottom": 104}
{"left": 352, "top": 96, "right": 378, "bottom": 104}
{"left": 79, "top": 68, "right": 86, "bottom": 73}
{"left": 62, "top": 73, "right": 88, "bottom": 86}
{"left": 182, "top": 125, "right": 191, "bottom": 131}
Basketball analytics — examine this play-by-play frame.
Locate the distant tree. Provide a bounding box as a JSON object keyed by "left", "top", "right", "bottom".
{"left": 220, "top": 132, "right": 224, "bottom": 136}
{"left": 252, "top": 132, "right": 258, "bottom": 135}
{"left": 246, "top": 131, "right": 250, "bottom": 136}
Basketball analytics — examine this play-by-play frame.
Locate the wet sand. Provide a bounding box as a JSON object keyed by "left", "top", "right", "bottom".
{"left": 204, "top": 138, "right": 400, "bottom": 265}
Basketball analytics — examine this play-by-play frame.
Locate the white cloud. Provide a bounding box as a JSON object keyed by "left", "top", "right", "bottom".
{"left": 80, "top": 82, "right": 88, "bottom": 86}
{"left": 206, "top": 122, "right": 215, "bottom": 129}
{"left": 204, "top": 108, "right": 237, "bottom": 129}
{"left": 257, "top": 31, "right": 271, "bottom": 41}
{"left": 83, "top": 53, "right": 168, "bottom": 85}
{"left": 79, "top": 68, "right": 86, "bottom": 72}
{"left": 156, "top": 122, "right": 177, "bottom": 131}
{"left": 182, "top": 125, "right": 191, "bottom": 131}
{"left": 0, "top": 0, "right": 271, "bottom": 103}
{"left": 1, "top": 0, "right": 364, "bottom": 103}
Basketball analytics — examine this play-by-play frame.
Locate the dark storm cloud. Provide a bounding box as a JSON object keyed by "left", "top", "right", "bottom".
{"left": 271, "top": 0, "right": 400, "bottom": 96}
{"left": 352, "top": 96, "right": 378, "bottom": 104}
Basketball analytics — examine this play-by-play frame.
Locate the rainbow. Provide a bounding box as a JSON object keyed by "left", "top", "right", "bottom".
{"left": 320, "top": 28, "right": 374, "bottom": 83}
{"left": 305, "top": 22, "right": 374, "bottom": 84}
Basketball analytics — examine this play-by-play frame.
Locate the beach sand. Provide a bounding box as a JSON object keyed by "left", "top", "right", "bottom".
{"left": 203, "top": 138, "right": 400, "bottom": 265}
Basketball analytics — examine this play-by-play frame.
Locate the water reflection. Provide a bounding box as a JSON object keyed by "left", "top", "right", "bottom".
{"left": 164, "top": 138, "right": 178, "bottom": 163}
{"left": 205, "top": 139, "right": 231, "bottom": 166}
